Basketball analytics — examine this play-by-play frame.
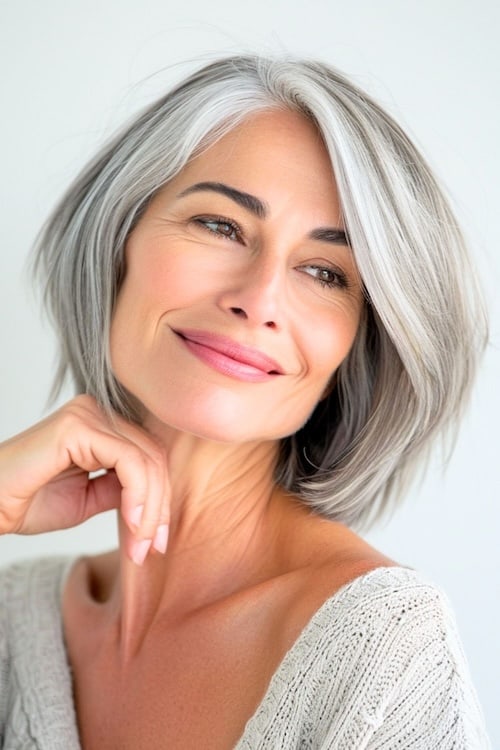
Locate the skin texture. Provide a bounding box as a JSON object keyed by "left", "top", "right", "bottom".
{"left": 111, "top": 110, "right": 363, "bottom": 445}
{"left": 56, "top": 110, "right": 395, "bottom": 749}
{"left": 105, "top": 108, "right": 365, "bottom": 635}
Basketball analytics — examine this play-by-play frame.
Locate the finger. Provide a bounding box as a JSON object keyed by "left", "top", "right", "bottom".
{"left": 65, "top": 414, "right": 169, "bottom": 564}
{"left": 88, "top": 415, "right": 170, "bottom": 538}
{"left": 85, "top": 470, "right": 122, "bottom": 518}
{"left": 103, "top": 423, "right": 171, "bottom": 556}
{"left": 125, "top": 443, "right": 166, "bottom": 545}
{"left": 151, "top": 480, "right": 172, "bottom": 554}
{"left": 65, "top": 431, "right": 154, "bottom": 535}
{"left": 114, "top": 444, "right": 167, "bottom": 564}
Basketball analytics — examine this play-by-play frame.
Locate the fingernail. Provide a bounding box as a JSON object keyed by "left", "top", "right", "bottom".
{"left": 130, "top": 504, "right": 144, "bottom": 529}
{"left": 131, "top": 538, "right": 152, "bottom": 566}
{"left": 153, "top": 524, "right": 169, "bottom": 554}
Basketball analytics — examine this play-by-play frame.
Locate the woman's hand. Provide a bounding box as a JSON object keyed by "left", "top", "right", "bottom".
{"left": 0, "top": 395, "right": 170, "bottom": 565}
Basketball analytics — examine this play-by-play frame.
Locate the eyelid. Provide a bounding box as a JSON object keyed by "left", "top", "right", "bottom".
{"left": 192, "top": 214, "right": 244, "bottom": 242}
{"left": 300, "top": 262, "right": 350, "bottom": 290}
{"left": 189, "top": 212, "right": 353, "bottom": 289}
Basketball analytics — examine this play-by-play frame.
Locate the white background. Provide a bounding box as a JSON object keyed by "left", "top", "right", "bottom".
{"left": 1, "top": 0, "right": 498, "bottom": 744}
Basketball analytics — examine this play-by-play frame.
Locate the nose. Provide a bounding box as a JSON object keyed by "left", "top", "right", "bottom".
{"left": 217, "top": 255, "right": 285, "bottom": 330}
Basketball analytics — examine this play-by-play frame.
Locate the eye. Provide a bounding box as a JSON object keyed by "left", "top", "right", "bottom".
{"left": 301, "top": 264, "right": 349, "bottom": 289}
{"left": 193, "top": 216, "right": 242, "bottom": 242}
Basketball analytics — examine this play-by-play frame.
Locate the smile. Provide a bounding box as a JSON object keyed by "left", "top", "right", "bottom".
{"left": 173, "top": 329, "right": 284, "bottom": 383}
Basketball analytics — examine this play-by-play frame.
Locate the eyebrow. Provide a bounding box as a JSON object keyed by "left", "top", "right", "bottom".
{"left": 178, "top": 181, "right": 268, "bottom": 219}
{"left": 309, "top": 227, "right": 350, "bottom": 246}
{"left": 177, "top": 181, "right": 350, "bottom": 246}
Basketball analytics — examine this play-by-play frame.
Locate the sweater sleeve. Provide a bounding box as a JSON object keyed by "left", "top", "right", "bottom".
{"left": 0, "top": 558, "right": 82, "bottom": 750}
{"left": 0, "top": 566, "right": 9, "bottom": 745}
{"left": 331, "top": 580, "right": 491, "bottom": 749}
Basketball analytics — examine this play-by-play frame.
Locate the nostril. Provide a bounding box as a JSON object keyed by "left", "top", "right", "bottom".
{"left": 228, "top": 307, "right": 276, "bottom": 329}
{"left": 230, "top": 307, "right": 247, "bottom": 318}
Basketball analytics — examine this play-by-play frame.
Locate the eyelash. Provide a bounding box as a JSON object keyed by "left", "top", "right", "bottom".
{"left": 193, "top": 215, "right": 243, "bottom": 242}
{"left": 302, "top": 265, "right": 349, "bottom": 290}
{"left": 192, "top": 215, "right": 349, "bottom": 290}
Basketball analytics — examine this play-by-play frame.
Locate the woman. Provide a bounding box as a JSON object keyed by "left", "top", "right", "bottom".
{"left": 0, "top": 56, "right": 491, "bottom": 748}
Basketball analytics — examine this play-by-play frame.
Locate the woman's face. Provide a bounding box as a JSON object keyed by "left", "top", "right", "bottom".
{"left": 110, "top": 110, "right": 364, "bottom": 443}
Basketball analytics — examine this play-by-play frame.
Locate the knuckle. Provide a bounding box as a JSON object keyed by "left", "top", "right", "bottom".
{"left": 122, "top": 442, "right": 148, "bottom": 466}
{"left": 57, "top": 397, "right": 94, "bottom": 427}
{"left": 55, "top": 407, "right": 80, "bottom": 434}
{"left": 59, "top": 395, "right": 101, "bottom": 426}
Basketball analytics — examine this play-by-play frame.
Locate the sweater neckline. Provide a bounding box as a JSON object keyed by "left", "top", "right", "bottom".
{"left": 7, "top": 557, "right": 421, "bottom": 749}
{"left": 54, "top": 557, "right": 417, "bottom": 747}
{"left": 234, "top": 563, "right": 418, "bottom": 746}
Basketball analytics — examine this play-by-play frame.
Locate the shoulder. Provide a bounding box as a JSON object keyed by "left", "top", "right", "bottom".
{"left": 0, "top": 556, "right": 79, "bottom": 744}
{"left": 243, "top": 565, "right": 491, "bottom": 748}
{"left": 304, "top": 566, "right": 491, "bottom": 748}
{"left": 0, "top": 555, "right": 75, "bottom": 615}
{"left": 307, "top": 565, "right": 468, "bottom": 685}
{"left": 0, "top": 555, "right": 76, "bottom": 671}
{"left": 322, "top": 564, "right": 453, "bottom": 625}
{"left": 290, "top": 565, "right": 459, "bottom": 668}
{"left": 0, "top": 555, "right": 75, "bottom": 664}
{"left": 309, "top": 566, "right": 466, "bottom": 694}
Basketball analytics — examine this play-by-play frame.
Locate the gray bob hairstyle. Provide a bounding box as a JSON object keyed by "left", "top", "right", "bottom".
{"left": 34, "top": 55, "right": 487, "bottom": 530}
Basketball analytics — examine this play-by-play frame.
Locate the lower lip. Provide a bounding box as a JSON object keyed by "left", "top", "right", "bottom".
{"left": 179, "top": 336, "right": 276, "bottom": 383}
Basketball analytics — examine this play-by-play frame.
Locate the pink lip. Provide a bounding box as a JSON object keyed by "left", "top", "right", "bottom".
{"left": 173, "top": 328, "right": 284, "bottom": 382}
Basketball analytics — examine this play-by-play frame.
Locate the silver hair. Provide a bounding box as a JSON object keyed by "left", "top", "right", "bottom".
{"left": 33, "top": 55, "right": 488, "bottom": 530}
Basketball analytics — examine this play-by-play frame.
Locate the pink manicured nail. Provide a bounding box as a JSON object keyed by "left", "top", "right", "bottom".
{"left": 131, "top": 538, "right": 152, "bottom": 566}
{"left": 130, "top": 504, "right": 144, "bottom": 529}
{"left": 153, "top": 524, "right": 169, "bottom": 554}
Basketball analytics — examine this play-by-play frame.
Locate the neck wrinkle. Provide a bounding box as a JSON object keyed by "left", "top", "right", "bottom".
{"left": 111, "top": 433, "right": 283, "bottom": 663}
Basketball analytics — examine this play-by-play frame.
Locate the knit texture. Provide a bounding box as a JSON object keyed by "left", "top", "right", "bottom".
{"left": 0, "top": 557, "right": 491, "bottom": 749}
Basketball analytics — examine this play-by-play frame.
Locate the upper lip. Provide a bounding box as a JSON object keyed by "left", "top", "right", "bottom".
{"left": 173, "top": 328, "right": 284, "bottom": 375}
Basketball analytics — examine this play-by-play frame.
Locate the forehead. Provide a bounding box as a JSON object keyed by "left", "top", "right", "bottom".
{"left": 190, "top": 109, "right": 331, "bottom": 177}
{"left": 163, "top": 109, "right": 342, "bottom": 223}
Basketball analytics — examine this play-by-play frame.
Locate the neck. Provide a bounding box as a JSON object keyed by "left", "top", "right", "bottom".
{"left": 111, "top": 421, "right": 294, "bottom": 659}
{"left": 148, "top": 419, "right": 280, "bottom": 542}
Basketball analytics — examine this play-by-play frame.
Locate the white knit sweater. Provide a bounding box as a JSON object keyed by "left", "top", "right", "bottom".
{"left": 0, "top": 557, "right": 491, "bottom": 749}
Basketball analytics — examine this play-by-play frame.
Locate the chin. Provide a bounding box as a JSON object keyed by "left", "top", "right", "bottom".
{"left": 137, "top": 390, "right": 255, "bottom": 443}
{"left": 140, "top": 389, "right": 305, "bottom": 445}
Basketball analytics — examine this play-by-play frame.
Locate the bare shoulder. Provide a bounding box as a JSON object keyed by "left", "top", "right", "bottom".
{"left": 278, "top": 498, "right": 399, "bottom": 605}
{"left": 315, "top": 517, "right": 397, "bottom": 577}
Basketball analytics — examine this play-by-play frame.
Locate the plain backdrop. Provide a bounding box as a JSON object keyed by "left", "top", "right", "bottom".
{"left": 1, "top": 0, "right": 498, "bottom": 744}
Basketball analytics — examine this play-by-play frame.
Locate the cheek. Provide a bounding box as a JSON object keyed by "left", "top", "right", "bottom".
{"left": 109, "top": 245, "right": 221, "bottom": 383}
{"left": 305, "top": 302, "right": 363, "bottom": 381}
{"left": 131, "top": 243, "right": 224, "bottom": 310}
{"left": 108, "top": 266, "right": 159, "bottom": 384}
{"left": 113, "top": 247, "right": 199, "bottom": 331}
{"left": 133, "top": 250, "right": 187, "bottom": 303}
